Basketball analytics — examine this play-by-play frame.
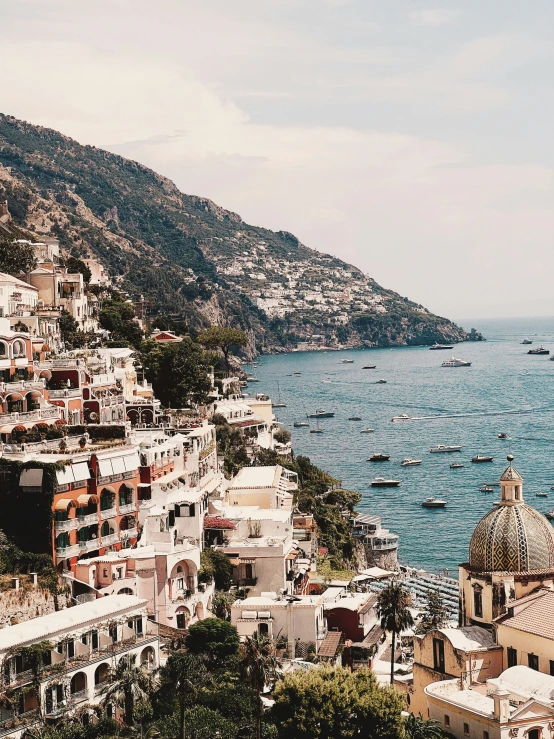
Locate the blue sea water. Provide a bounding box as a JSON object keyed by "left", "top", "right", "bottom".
{"left": 250, "top": 317, "right": 554, "bottom": 574}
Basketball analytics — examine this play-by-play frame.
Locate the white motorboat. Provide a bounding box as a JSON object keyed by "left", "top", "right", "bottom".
{"left": 340, "top": 358, "right": 354, "bottom": 364}
{"left": 293, "top": 421, "right": 309, "bottom": 428}
{"left": 429, "top": 343, "right": 453, "bottom": 350}
{"left": 421, "top": 497, "right": 446, "bottom": 508}
{"left": 360, "top": 428, "right": 375, "bottom": 433}
{"left": 392, "top": 414, "right": 411, "bottom": 422}
{"left": 430, "top": 444, "right": 463, "bottom": 453}
{"left": 441, "top": 357, "right": 472, "bottom": 367}
{"left": 480, "top": 485, "right": 494, "bottom": 493}
{"left": 401, "top": 458, "right": 422, "bottom": 466}
{"left": 521, "top": 338, "right": 533, "bottom": 344}
{"left": 371, "top": 477, "right": 401, "bottom": 487}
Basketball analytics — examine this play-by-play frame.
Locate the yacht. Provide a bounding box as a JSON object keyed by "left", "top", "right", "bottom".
{"left": 450, "top": 462, "right": 464, "bottom": 469}
{"left": 472, "top": 455, "right": 494, "bottom": 463}
{"left": 246, "top": 375, "right": 260, "bottom": 382}
{"left": 497, "top": 433, "right": 509, "bottom": 439}
{"left": 430, "top": 444, "right": 463, "bottom": 453}
{"left": 348, "top": 416, "right": 362, "bottom": 421}
{"left": 371, "top": 477, "right": 401, "bottom": 488}
{"left": 441, "top": 357, "right": 472, "bottom": 367}
{"left": 480, "top": 485, "right": 494, "bottom": 493}
{"left": 421, "top": 497, "right": 446, "bottom": 508}
{"left": 360, "top": 428, "right": 375, "bottom": 434}
{"left": 307, "top": 410, "right": 335, "bottom": 418}
{"left": 429, "top": 343, "right": 453, "bottom": 350}
{"left": 401, "top": 458, "right": 422, "bottom": 466}
{"left": 293, "top": 371, "right": 302, "bottom": 376}
{"left": 536, "top": 492, "right": 548, "bottom": 498}
{"left": 368, "top": 453, "right": 390, "bottom": 462}
{"left": 310, "top": 428, "right": 324, "bottom": 434}
{"left": 546, "top": 510, "right": 554, "bottom": 521}
{"left": 362, "top": 365, "right": 376, "bottom": 369}
{"left": 273, "top": 381, "right": 287, "bottom": 408}
{"left": 392, "top": 414, "right": 411, "bottom": 422}
{"left": 521, "top": 338, "right": 533, "bottom": 345}
{"left": 293, "top": 421, "right": 309, "bottom": 428}
{"left": 528, "top": 346, "right": 549, "bottom": 355}
{"left": 341, "top": 358, "right": 354, "bottom": 364}
{"left": 376, "top": 379, "right": 387, "bottom": 384}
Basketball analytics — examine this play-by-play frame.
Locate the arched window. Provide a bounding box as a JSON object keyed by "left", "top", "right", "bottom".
{"left": 474, "top": 587, "right": 483, "bottom": 618}
{"left": 259, "top": 622, "right": 269, "bottom": 637}
{"left": 0, "top": 342, "right": 8, "bottom": 358}
{"left": 12, "top": 340, "right": 26, "bottom": 358}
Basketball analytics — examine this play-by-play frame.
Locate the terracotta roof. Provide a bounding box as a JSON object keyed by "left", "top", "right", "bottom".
{"left": 353, "top": 624, "right": 384, "bottom": 648}
{"left": 499, "top": 590, "right": 554, "bottom": 640}
{"left": 318, "top": 630, "right": 342, "bottom": 658}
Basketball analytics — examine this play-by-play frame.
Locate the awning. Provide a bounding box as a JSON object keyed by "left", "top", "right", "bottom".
{"left": 229, "top": 558, "right": 240, "bottom": 566}
{"left": 123, "top": 452, "right": 140, "bottom": 471}
{"left": 97, "top": 459, "right": 113, "bottom": 477}
{"left": 137, "top": 483, "right": 151, "bottom": 488}
{"left": 56, "top": 466, "right": 75, "bottom": 486}
{"left": 20, "top": 468, "right": 44, "bottom": 487}
{"left": 111, "top": 457, "right": 126, "bottom": 475}
{"left": 71, "top": 461, "right": 90, "bottom": 481}
{"left": 54, "top": 498, "right": 77, "bottom": 511}
{"left": 77, "top": 493, "right": 98, "bottom": 506}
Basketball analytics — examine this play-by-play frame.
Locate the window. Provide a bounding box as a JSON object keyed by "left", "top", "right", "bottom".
{"left": 474, "top": 588, "right": 483, "bottom": 618}
{"left": 549, "top": 660, "right": 554, "bottom": 676}
{"left": 444, "top": 716, "right": 450, "bottom": 728}
{"left": 259, "top": 622, "right": 269, "bottom": 636}
{"left": 483, "top": 732, "right": 489, "bottom": 739}
{"left": 67, "top": 640, "right": 75, "bottom": 659}
{"left": 528, "top": 653, "right": 539, "bottom": 671}
{"left": 109, "top": 625, "right": 118, "bottom": 643}
{"left": 463, "top": 723, "right": 469, "bottom": 736}
{"left": 103, "top": 569, "right": 108, "bottom": 578}
{"left": 507, "top": 647, "right": 517, "bottom": 667}
{"left": 528, "top": 731, "right": 539, "bottom": 739}
{"left": 433, "top": 638, "right": 445, "bottom": 673}
{"left": 91, "top": 631, "right": 99, "bottom": 650}
{"left": 177, "top": 578, "right": 184, "bottom": 591}
{"left": 81, "top": 634, "right": 88, "bottom": 646}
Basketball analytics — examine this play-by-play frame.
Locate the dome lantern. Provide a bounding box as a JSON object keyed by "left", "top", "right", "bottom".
{"left": 499, "top": 454, "right": 524, "bottom": 505}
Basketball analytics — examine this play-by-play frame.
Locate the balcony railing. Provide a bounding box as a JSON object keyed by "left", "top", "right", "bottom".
{"left": 0, "top": 709, "right": 38, "bottom": 738}
{"left": 0, "top": 379, "right": 45, "bottom": 392}
{"left": 48, "top": 388, "right": 82, "bottom": 398}
{"left": 100, "top": 507, "right": 117, "bottom": 520}
{"left": 78, "top": 512, "right": 99, "bottom": 526}
{"left": 56, "top": 544, "right": 81, "bottom": 559}
{"left": 94, "top": 683, "right": 108, "bottom": 696}
{"left": 122, "top": 527, "right": 138, "bottom": 539}
{"left": 0, "top": 407, "right": 61, "bottom": 424}
{"left": 79, "top": 539, "right": 99, "bottom": 552}
{"left": 101, "top": 533, "right": 119, "bottom": 546}
{"left": 54, "top": 518, "right": 79, "bottom": 532}
{"left": 70, "top": 689, "right": 88, "bottom": 703}
{"left": 119, "top": 502, "right": 136, "bottom": 515}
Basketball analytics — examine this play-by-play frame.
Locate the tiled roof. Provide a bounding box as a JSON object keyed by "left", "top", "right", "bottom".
{"left": 499, "top": 590, "right": 554, "bottom": 640}
{"left": 318, "top": 630, "right": 342, "bottom": 658}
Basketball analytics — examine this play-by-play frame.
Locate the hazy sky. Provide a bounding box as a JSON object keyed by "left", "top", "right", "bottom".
{"left": 2, "top": 0, "right": 554, "bottom": 319}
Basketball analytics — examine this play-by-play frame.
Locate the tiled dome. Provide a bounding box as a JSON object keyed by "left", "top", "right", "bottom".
{"left": 469, "top": 503, "right": 554, "bottom": 573}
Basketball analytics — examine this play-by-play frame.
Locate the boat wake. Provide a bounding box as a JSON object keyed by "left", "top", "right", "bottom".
{"left": 396, "top": 407, "right": 554, "bottom": 422}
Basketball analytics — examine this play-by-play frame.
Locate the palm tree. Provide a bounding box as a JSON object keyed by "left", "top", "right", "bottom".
{"left": 376, "top": 581, "right": 414, "bottom": 685}
{"left": 240, "top": 632, "right": 279, "bottom": 739}
{"left": 101, "top": 653, "right": 154, "bottom": 726}
{"left": 404, "top": 713, "right": 446, "bottom": 739}
{"left": 160, "top": 651, "right": 209, "bottom": 739}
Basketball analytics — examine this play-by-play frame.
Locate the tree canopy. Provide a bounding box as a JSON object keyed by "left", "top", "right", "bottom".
{"left": 271, "top": 665, "right": 405, "bottom": 739}
{"left": 377, "top": 582, "right": 414, "bottom": 684}
{"left": 185, "top": 618, "right": 240, "bottom": 663}
{"left": 198, "top": 326, "right": 247, "bottom": 373}
{"left": 0, "top": 237, "right": 36, "bottom": 275}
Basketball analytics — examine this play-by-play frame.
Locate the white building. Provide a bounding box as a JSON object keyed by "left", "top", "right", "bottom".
{"left": 227, "top": 465, "right": 298, "bottom": 510}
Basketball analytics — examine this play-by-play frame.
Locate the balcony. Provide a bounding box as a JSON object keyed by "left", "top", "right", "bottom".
{"left": 70, "top": 689, "right": 88, "bottom": 704}
{"left": 94, "top": 683, "right": 108, "bottom": 696}
{"left": 56, "top": 544, "right": 80, "bottom": 559}
{"left": 100, "top": 507, "right": 117, "bottom": 520}
{"left": 54, "top": 518, "right": 79, "bottom": 532}
{"left": 48, "top": 388, "right": 82, "bottom": 399}
{"left": 122, "top": 527, "right": 138, "bottom": 539}
{"left": 78, "top": 512, "right": 99, "bottom": 526}
{"left": 79, "top": 539, "right": 99, "bottom": 553}
{"left": 101, "top": 533, "right": 119, "bottom": 546}
{"left": 119, "top": 502, "right": 136, "bottom": 515}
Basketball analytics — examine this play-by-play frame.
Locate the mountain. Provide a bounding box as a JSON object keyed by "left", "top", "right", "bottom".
{"left": 0, "top": 113, "right": 482, "bottom": 350}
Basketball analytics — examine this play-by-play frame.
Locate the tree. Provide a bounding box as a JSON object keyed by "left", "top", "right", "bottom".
{"left": 404, "top": 714, "right": 446, "bottom": 739}
{"left": 0, "top": 237, "right": 36, "bottom": 275}
{"left": 66, "top": 256, "right": 92, "bottom": 283}
{"left": 377, "top": 581, "right": 414, "bottom": 685}
{"left": 182, "top": 706, "right": 236, "bottom": 739}
{"left": 198, "top": 326, "right": 247, "bottom": 375}
{"left": 198, "top": 549, "right": 232, "bottom": 591}
{"left": 160, "top": 652, "right": 209, "bottom": 739}
{"left": 141, "top": 338, "right": 214, "bottom": 407}
{"left": 416, "top": 591, "right": 449, "bottom": 635}
{"left": 271, "top": 665, "right": 404, "bottom": 739}
{"left": 240, "top": 633, "right": 279, "bottom": 739}
{"left": 99, "top": 294, "right": 143, "bottom": 347}
{"left": 101, "top": 652, "right": 154, "bottom": 726}
{"left": 273, "top": 428, "right": 291, "bottom": 444}
{"left": 185, "top": 618, "right": 239, "bottom": 664}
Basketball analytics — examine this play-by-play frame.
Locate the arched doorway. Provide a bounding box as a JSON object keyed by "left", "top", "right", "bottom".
{"left": 70, "top": 672, "right": 87, "bottom": 700}
{"left": 175, "top": 607, "right": 191, "bottom": 630}
{"left": 94, "top": 663, "right": 110, "bottom": 689}
{"left": 140, "top": 646, "right": 156, "bottom": 670}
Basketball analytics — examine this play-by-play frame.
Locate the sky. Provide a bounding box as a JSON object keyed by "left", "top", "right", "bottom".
{"left": 2, "top": 0, "right": 554, "bottom": 319}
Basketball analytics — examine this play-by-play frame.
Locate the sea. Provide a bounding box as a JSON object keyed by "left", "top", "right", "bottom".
{"left": 249, "top": 316, "right": 554, "bottom": 575}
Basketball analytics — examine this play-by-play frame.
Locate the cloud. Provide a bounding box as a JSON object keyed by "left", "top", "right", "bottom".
{"left": 410, "top": 9, "right": 460, "bottom": 26}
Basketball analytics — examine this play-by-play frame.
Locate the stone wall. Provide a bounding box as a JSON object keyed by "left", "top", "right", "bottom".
{"left": 0, "top": 586, "right": 70, "bottom": 628}
{"left": 363, "top": 545, "right": 398, "bottom": 571}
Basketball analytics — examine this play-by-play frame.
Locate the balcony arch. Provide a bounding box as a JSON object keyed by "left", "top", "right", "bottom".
{"left": 140, "top": 646, "right": 156, "bottom": 670}
{"left": 0, "top": 341, "right": 8, "bottom": 359}
{"left": 100, "top": 521, "right": 116, "bottom": 538}
{"left": 70, "top": 671, "right": 87, "bottom": 697}
{"left": 117, "top": 587, "right": 134, "bottom": 595}
{"left": 12, "top": 340, "right": 26, "bottom": 358}
{"left": 5, "top": 393, "right": 24, "bottom": 413}
{"left": 119, "top": 515, "right": 136, "bottom": 534}
{"left": 100, "top": 487, "right": 116, "bottom": 513}
{"left": 25, "top": 390, "right": 42, "bottom": 412}
{"left": 94, "top": 662, "right": 110, "bottom": 687}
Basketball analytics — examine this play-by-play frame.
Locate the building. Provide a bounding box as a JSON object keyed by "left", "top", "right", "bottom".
{"left": 227, "top": 465, "right": 298, "bottom": 510}
{"left": 324, "top": 590, "right": 379, "bottom": 642}
{"left": 425, "top": 666, "right": 554, "bottom": 739}
{"left": 0, "top": 595, "right": 158, "bottom": 739}
{"left": 0, "top": 272, "right": 38, "bottom": 318}
{"left": 351, "top": 513, "right": 399, "bottom": 570}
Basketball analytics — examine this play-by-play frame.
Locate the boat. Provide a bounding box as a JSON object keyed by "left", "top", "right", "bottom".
{"left": 401, "top": 458, "right": 422, "bottom": 466}
{"left": 310, "top": 419, "right": 324, "bottom": 434}
{"left": 550, "top": 356, "right": 554, "bottom": 361}
{"left": 368, "top": 453, "right": 390, "bottom": 462}
{"left": 371, "top": 477, "right": 401, "bottom": 487}
{"left": 245, "top": 375, "right": 260, "bottom": 382}
{"left": 528, "top": 346, "right": 549, "bottom": 355}
{"left": 421, "top": 497, "right": 446, "bottom": 508}
{"left": 341, "top": 359, "right": 354, "bottom": 364}
{"left": 536, "top": 492, "right": 548, "bottom": 498}
{"left": 392, "top": 414, "right": 411, "bottom": 422}
{"left": 293, "top": 421, "right": 309, "bottom": 428}
{"left": 361, "top": 428, "right": 375, "bottom": 433}
{"left": 450, "top": 462, "right": 464, "bottom": 469}
{"left": 348, "top": 416, "right": 362, "bottom": 421}
{"left": 362, "top": 365, "right": 376, "bottom": 369}
{"left": 430, "top": 445, "right": 463, "bottom": 453}
{"left": 307, "top": 410, "right": 335, "bottom": 418}
{"left": 429, "top": 343, "right": 453, "bottom": 350}
{"left": 273, "top": 381, "right": 287, "bottom": 408}
{"left": 441, "top": 357, "right": 472, "bottom": 367}
{"left": 480, "top": 485, "right": 494, "bottom": 493}
{"left": 546, "top": 510, "right": 554, "bottom": 521}
{"left": 376, "top": 379, "right": 387, "bottom": 384}
{"left": 521, "top": 338, "right": 533, "bottom": 344}
{"left": 497, "top": 433, "right": 509, "bottom": 439}
{"left": 293, "top": 372, "right": 302, "bottom": 376}
{"left": 472, "top": 455, "right": 494, "bottom": 463}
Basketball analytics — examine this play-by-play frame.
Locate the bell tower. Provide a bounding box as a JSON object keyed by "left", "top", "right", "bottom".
{"left": 499, "top": 454, "right": 523, "bottom": 505}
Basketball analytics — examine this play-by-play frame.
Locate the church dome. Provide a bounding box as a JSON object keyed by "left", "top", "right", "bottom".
{"left": 468, "top": 456, "right": 554, "bottom": 573}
